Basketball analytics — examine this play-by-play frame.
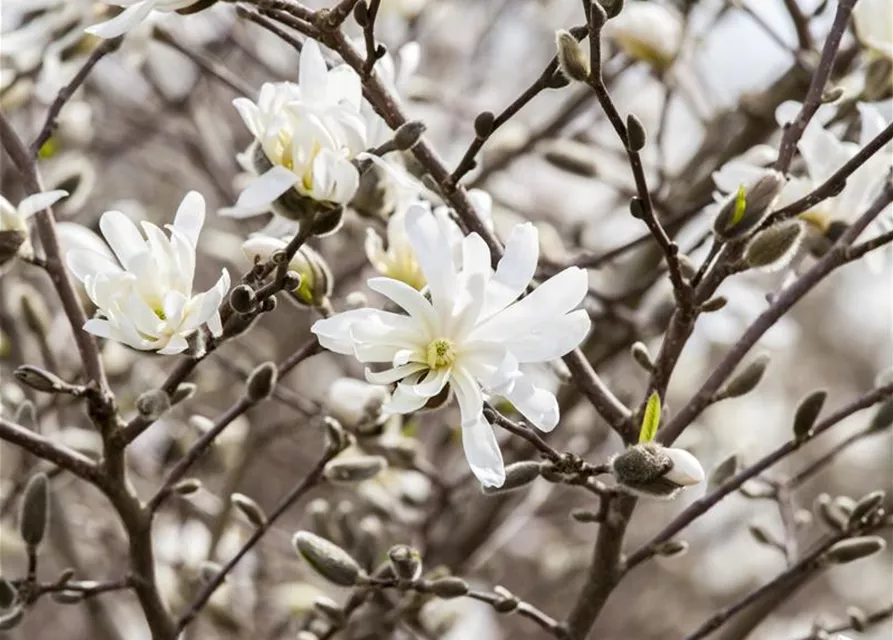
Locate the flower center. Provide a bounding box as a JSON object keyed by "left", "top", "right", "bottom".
{"left": 425, "top": 338, "right": 457, "bottom": 370}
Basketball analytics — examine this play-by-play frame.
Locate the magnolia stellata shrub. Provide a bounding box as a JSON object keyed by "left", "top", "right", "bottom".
{"left": 0, "top": 1, "right": 892, "bottom": 639}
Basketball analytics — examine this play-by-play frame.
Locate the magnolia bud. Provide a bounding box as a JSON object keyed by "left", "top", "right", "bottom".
{"left": 352, "top": 0, "right": 369, "bottom": 26}
{"left": 708, "top": 454, "right": 738, "bottom": 490}
{"left": 744, "top": 220, "right": 804, "bottom": 271}
{"left": 656, "top": 539, "right": 689, "bottom": 557}
{"left": 713, "top": 171, "right": 785, "bottom": 241}
{"left": 323, "top": 455, "right": 387, "bottom": 484}
{"left": 792, "top": 390, "right": 826, "bottom": 439}
{"left": 388, "top": 544, "right": 422, "bottom": 582}
{"left": 0, "top": 578, "right": 17, "bottom": 609}
{"left": 571, "top": 508, "right": 603, "bottom": 523}
{"left": 825, "top": 536, "right": 886, "bottom": 564}
{"left": 720, "top": 354, "right": 770, "bottom": 399}
{"left": 199, "top": 561, "right": 223, "bottom": 583}
{"left": 136, "top": 389, "right": 171, "bottom": 421}
{"left": 869, "top": 397, "right": 893, "bottom": 432}
{"left": 630, "top": 342, "right": 654, "bottom": 372}
{"left": 600, "top": 0, "right": 624, "bottom": 19}
{"left": 313, "top": 596, "right": 345, "bottom": 624}
{"left": 293, "top": 531, "right": 364, "bottom": 586}
{"left": 474, "top": 111, "right": 496, "bottom": 139}
{"left": 847, "top": 606, "right": 867, "bottom": 632}
{"left": 625, "top": 114, "right": 646, "bottom": 151}
{"left": 848, "top": 490, "right": 885, "bottom": 528}
{"left": 611, "top": 443, "right": 703, "bottom": 499}
{"left": 700, "top": 296, "right": 728, "bottom": 312}
{"left": 394, "top": 121, "right": 426, "bottom": 151}
{"left": 246, "top": 361, "right": 278, "bottom": 402}
{"left": 815, "top": 493, "right": 848, "bottom": 531}
{"left": 429, "top": 576, "right": 470, "bottom": 598}
{"left": 323, "top": 416, "right": 349, "bottom": 453}
{"left": 629, "top": 196, "right": 645, "bottom": 219}
{"left": 229, "top": 284, "right": 257, "bottom": 315}
{"left": 555, "top": 30, "right": 590, "bottom": 83}
{"left": 491, "top": 586, "right": 519, "bottom": 613}
{"left": 19, "top": 472, "right": 49, "bottom": 548}
{"left": 172, "top": 478, "right": 202, "bottom": 495}
{"left": 748, "top": 523, "right": 778, "bottom": 546}
{"left": 14, "top": 401, "right": 37, "bottom": 431}
{"left": 170, "top": 382, "right": 197, "bottom": 406}
{"left": 821, "top": 86, "right": 844, "bottom": 103}
{"left": 231, "top": 493, "right": 267, "bottom": 527}
{"left": 14, "top": 365, "right": 67, "bottom": 394}
{"left": 482, "top": 461, "right": 541, "bottom": 494}
{"left": 543, "top": 142, "right": 597, "bottom": 177}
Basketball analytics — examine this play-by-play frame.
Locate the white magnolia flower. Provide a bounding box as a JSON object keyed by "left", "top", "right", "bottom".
{"left": 86, "top": 0, "right": 199, "bottom": 39}
{"left": 66, "top": 191, "right": 230, "bottom": 354}
{"left": 0, "top": 190, "right": 68, "bottom": 263}
{"left": 853, "top": 0, "right": 893, "bottom": 61}
{"left": 603, "top": 2, "right": 683, "bottom": 70}
{"left": 312, "top": 205, "right": 591, "bottom": 487}
{"left": 663, "top": 447, "right": 705, "bottom": 487}
{"left": 221, "top": 41, "right": 368, "bottom": 219}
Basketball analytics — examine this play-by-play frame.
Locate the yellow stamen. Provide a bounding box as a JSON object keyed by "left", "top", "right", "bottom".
{"left": 426, "top": 338, "right": 457, "bottom": 370}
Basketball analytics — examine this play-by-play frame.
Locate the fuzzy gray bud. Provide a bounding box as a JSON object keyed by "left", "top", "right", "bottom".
{"left": 792, "top": 390, "right": 826, "bottom": 439}
{"left": 394, "top": 121, "right": 426, "bottom": 151}
{"left": 172, "top": 478, "right": 202, "bottom": 495}
{"left": 388, "top": 544, "right": 422, "bottom": 582}
{"left": 630, "top": 342, "right": 654, "bottom": 372}
{"left": 744, "top": 220, "right": 804, "bottom": 271}
{"left": 0, "top": 579, "right": 16, "bottom": 609}
{"left": 656, "top": 539, "right": 689, "bottom": 557}
{"left": 869, "top": 397, "right": 893, "bottom": 432}
{"left": 14, "top": 365, "right": 67, "bottom": 394}
{"left": 293, "top": 531, "right": 364, "bottom": 586}
{"left": 713, "top": 172, "right": 785, "bottom": 241}
{"left": 482, "top": 461, "right": 541, "bottom": 494}
{"left": 246, "top": 361, "right": 278, "bottom": 402}
{"left": 170, "top": 382, "right": 197, "bottom": 406}
{"left": 19, "top": 472, "right": 49, "bottom": 548}
{"left": 136, "top": 389, "right": 171, "bottom": 421}
{"left": 429, "top": 577, "right": 470, "bottom": 598}
{"left": 229, "top": 284, "right": 257, "bottom": 315}
{"left": 231, "top": 493, "right": 267, "bottom": 527}
{"left": 625, "top": 114, "right": 646, "bottom": 151}
{"left": 323, "top": 417, "right": 348, "bottom": 453}
{"left": 611, "top": 443, "right": 675, "bottom": 497}
{"left": 720, "top": 354, "right": 770, "bottom": 399}
{"left": 700, "top": 296, "right": 728, "bottom": 312}
{"left": 555, "top": 30, "right": 590, "bottom": 83}
{"left": 491, "top": 586, "right": 519, "bottom": 613}
{"left": 825, "top": 536, "right": 886, "bottom": 564}
{"left": 708, "top": 454, "right": 738, "bottom": 491}
{"left": 474, "top": 111, "right": 496, "bottom": 139}
{"left": 848, "top": 490, "right": 885, "bottom": 528}
{"left": 323, "top": 455, "right": 387, "bottom": 484}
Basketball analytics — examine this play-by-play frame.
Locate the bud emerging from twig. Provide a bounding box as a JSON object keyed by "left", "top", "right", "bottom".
{"left": 825, "top": 536, "right": 886, "bottom": 564}
{"left": 429, "top": 576, "right": 470, "bottom": 598}
{"left": 170, "top": 382, "right": 197, "bottom": 406}
{"left": 848, "top": 490, "right": 885, "bottom": 528}
{"left": 19, "top": 472, "right": 49, "bottom": 549}
{"left": 293, "top": 531, "right": 364, "bottom": 586}
{"left": 474, "top": 111, "right": 496, "bottom": 139}
{"left": 744, "top": 220, "right": 805, "bottom": 271}
{"left": 713, "top": 172, "right": 785, "bottom": 241}
{"left": 172, "top": 478, "right": 202, "bottom": 495}
{"left": 231, "top": 493, "right": 267, "bottom": 527}
{"left": 491, "top": 586, "right": 520, "bottom": 613}
{"left": 245, "top": 361, "right": 278, "bottom": 402}
{"left": 555, "top": 30, "right": 590, "bottom": 83}
{"left": 482, "top": 461, "right": 541, "bottom": 494}
{"left": 708, "top": 454, "right": 737, "bottom": 490}
{"left": 199, "top": 561, "right": 223, "bottom": 584}
{"left": 323, "top": 417, "right": 349, "bottom": 453}
{"left": 792, "top": 390, "right": 826, "bottom": 439}
{"left": 136, "top": 389, "right": 171, "bottom": 421}
{"left": 655, "top": 539, "right": 689, "bottom": 557}
{"left": 719, "top": 354, "right": 770, "bottom": 399}
{"left": 748, "top": 523, "right": 779, "bottom": 547}
{"left": 625, "top": 114, "right": 646, "bottom": 151}
{"left": 388, "top": 544, "right": 422, "bottom": 582}
{"left": 629, "top": 196, "right": 645, "bottom": 219}
{"left": 229, "top": 284, "right": 257, "bottom": 315}
{"left": 0, "top": 605, "right": 24, "bottom": 630}
{"left": 324, "top": 455, "right": 388, "bottom": 484}
{"left": 815, "top": 493, "right": 848, "bottom": 531}
{"left": 869, "top": 397, "right": 893, "bottom": 432}
{"left": 393, "top": 121, "right": 426, "bottom": 151}
{"left": 571, "top": 508, "right": 603, "bottom": 523}
{"left": 700, "top": 296, "right": 728, "bottom": 312}
{"left": 611, "top": 443, "right": 704, "bottom": 499}
{"left": 847, "top": 606, "right": 868, "bottom": 632}
{"left": 14, "top": 365, "right": 68, "bottom": 394}
{"left": 630, "top": 342, "right": 654, "bottom": 372}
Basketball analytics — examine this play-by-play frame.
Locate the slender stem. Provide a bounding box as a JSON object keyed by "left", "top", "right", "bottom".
{"left": 152, "top": 27, "right": 255, "bottom": 95}
{"left": 0, "top": 417, "right": 100, "bottom": 483}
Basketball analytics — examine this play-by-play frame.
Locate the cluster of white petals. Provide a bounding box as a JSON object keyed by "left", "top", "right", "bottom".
{"left": 220, "top": 41, "right": 368, "bottom": 219}
{"left": 66, "top": 191, "right": 230, "bottom": 354}
{"left": 312, "top": 205, "right": 591, "bottom": 487}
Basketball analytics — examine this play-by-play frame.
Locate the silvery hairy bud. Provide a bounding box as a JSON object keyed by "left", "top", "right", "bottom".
{"left": 630, "top": 342, "right": 654, "bottom": 372}
{"left": 393, "top": 121, "right": 426, "bottom": 151}
{"left": 136, "top": 389, "right": 171, "bottom": 421}
{"left": 388, "top": 544, "right": 422, "bottom": 582}
{"left": 611, "top": 443, "right": 704, "bottom": 499}
{"left": 229, "top": 284, "right": 257, "bottom": 315}
{"left": 293, "top": 531, "right": 365, "bottom": 586}
{"left": 231, "top": 493, "right": 267, "bottom": 527}
{"left": 245, "top": 361, "right": 278, "bottom": 402}
{"left": 482, "top": 461, "right": 541, "bottom": 494}
{"left": 824, "top": 536, "right": 886, "bottom": 564}
{"left": 718, "top": 354, "right": 770, "bottom": 399}
{"left": 792, "top": 390, "right": 826, "bottom": 439}
{"left": 19, "top": 472, "right": 50, "bottom": 549}
{"left": 744, "top": 220, "right": 805, "bottom": 271}
{"left": 14, "top": 365, "right": 68, "bottom": 394}
{"left": 713, "top": 171, "right": 785, "bottom": 242}
{"left": 323, "top": 455, "right": 388, "bottom": 484}
{"left": 428, "top": 577, "right": 470, "bottom": 598}
{"left": 555, "top": 30, "right": 590, "bottom": 83}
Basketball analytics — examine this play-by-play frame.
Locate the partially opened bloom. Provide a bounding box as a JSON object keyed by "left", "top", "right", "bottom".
{"left": 241, "top": 235, "right": 332, "bottom": 307}
{"left": 312, "top": 205, "right": 591, "bottom": 487}
{"left": 66, "top": 191, "right": 230, "bottom": 354}
{"left": 86, "top": 0, "right": 201, "bottom": 39}
{"left": 220, "top": 41, "right": 367, "bottom": 221}
{"left": 603, "top": 3, "right": 683, "bottom": 70}
{"left": 0, "top": 190, "right": 68, "bottom": 265}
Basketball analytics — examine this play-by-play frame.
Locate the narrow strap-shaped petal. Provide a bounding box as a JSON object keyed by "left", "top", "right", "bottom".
{"left": 367, "top": 277, "right": 438, "bottom": 334}
{"left": 502, "top": 374, "right": 560, "bottom": 432}
{"left": 85, "top": 0, "right": 155, "bottom": 38}
{"left": 100, "top": 210, "right": 145, "bottom": 268}
{"left": 172, "top": 191, "right": 205, "bottom": 248}
{"left": 460, "top": 413, "right": 506, "bottom": 487}
{"left": 17, "top": 190, "right": 69, "bottom": 219}
{"left": 404, "top": 203, "right": 458, "bottom": 314}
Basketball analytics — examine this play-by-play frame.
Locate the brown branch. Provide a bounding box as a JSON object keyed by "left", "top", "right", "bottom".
{"left": 0, "top": 417, "right": 100, "bottom": 483}
{"left": 781, "top": 0, "right": 814, "bottom": 51}
{"left": 151, "top": 27, "right": 255, "bottom": 96}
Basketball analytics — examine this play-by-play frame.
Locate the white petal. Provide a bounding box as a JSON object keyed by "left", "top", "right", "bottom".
{"left": 17, "top": 190, "right": 69, "bottom": 219}
{"left": 507, "top": 309, "right": 591, "bottom": 363}
{"left": 82, "top": 318, "right": 113, "bottom": 339}
{"left": 172, "top": 191, "right": 205, "bottom": 248}
{"left": 663, "top": 448, "right": 705, "bottom": 486}
{"left": 242, "top": 235, "right": 286, "bottom": 264}
{"left": 312, "top": 309, "right": 377, "bottom": 354}
{"left": 85, "top": 1, "right": 155, "bottom": 39}
{"left": 404, "top": 203, "right": 458, "bottom": 313}
{"left": 382, "top": 380, "right": 430, "bottom": 413}
{"left": 158, "top": 334, "right": 189, "bottom": 355}
{"left": 413, "top": 367, "right": 451, "bottom": 397}
{"left": 461, "top": 416, "right": 506, "bottom": 488}
{"left": 233, "top": 97, "right": 263, "bottom": 139}
{"left": 461, "top": 233, "right": 491, "bottom": 279}
{"left": 367, "top": 277, "right": 438, "bottom": 333}
{"left": 66, "top": 249, "right": 121, "bottom": 282}
{"left": 99, "top": 210, "right": 145, "bottom": 268}
{"left": 365, "top": 363, "right": 427, "bottom": 384}
{"left": 490, "top": 222, "right": 538, "bottom": 312}
{"left": 502, "top": 374, "right": 560, "bottom": 432}
{"left": 223, "top": 166, "right": 297, "bottom": 216}
{"left": 57, "top": 222, "right": 113, "bottom": 260}
{"left": 299, "top": 40, "right": 328, "bottom": 104}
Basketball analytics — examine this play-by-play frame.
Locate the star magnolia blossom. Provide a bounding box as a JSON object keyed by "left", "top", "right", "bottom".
{"left": 86, "top": 0, "right": 198, "bottom": 39}
{"left": 603, "top": 2, "right": 682, "bottom": 70}
{"left": 312, "top": 205, "right": 591, "bottom": 487}
{"left": 66, "top": 191, "right": 230, "bottom": 354}
{"left": 220, "top": 41, "right": 367, "bottom": 219}
{"left": 853, "top": 0, "right": 893, "bottom": 61}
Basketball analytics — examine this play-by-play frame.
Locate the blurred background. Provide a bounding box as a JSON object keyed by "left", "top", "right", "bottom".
{"left": 1, "top": 0, "right": 891, "bottom": 638}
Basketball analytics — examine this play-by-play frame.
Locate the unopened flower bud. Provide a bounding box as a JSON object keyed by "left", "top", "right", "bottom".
{"left": 630, "top": 342, "right": 654, "bottom": 372}
{"left": 474, "top": 111, "right": 496, "bottom": 139}
{"left": 293, "top": 531, "right": 364, "bottom": 586}
{"left": 14, "top": 400, "right": 36, "bottom": 431}
{"left": 720, "top": 353, "right": 770, "bottom": 399}
{"left": 848, "top": 490, "right": 885, "bottom": 528}
{"left": 313, "top": 596, "right": 344, "bottom": 624}
{"left": 307, "top": 499, "right": 333, "bottom": 538}
{"left": 491, "top": 586, "right": 519, "bottom": 613}
{"left": 629, "top": 196, "right": 645, "bottom": 219}
{"left": 170, "top": 382, "right": 197, "bottom": 406}
{"left": 571, "top": 508, "right": 603, "bottom": 523}
{"left": 708, "top": 454, "right": 737, "bottom": 490}
{"left": 231, "top": 492, "right": 267, "bottom": 527}
{"left": 229, "top": 284, "right": 257, "bottom": 315}
{"left": 700, "top": 296, "right": 728, "bottom": 312}
{"left": 815, "top": 493, "right": 848, "bottom": 531}
{"left": 555, "top": 30, "right": 590, "bottom": 83}
{"left": 353, "top": 0, "right": 369, "bottom": 26}
{"left": 19, "top": 472, "right": 49, "bottom": 548}
{"left": 543, "top": 142, "right": 597, "bottom": 177}
{"left": 825, "top": 536, "right": 886, "bottom": 564}
{"left": 429, "top": 576, "right": 470, "bottom": 598}
{"left": 14, "top": 365, "right": 67, "bottom": 394}
{"left": 744, "top": 220, "right": 804, "bottom": 271}
{"left": 625, "top": 114, "right": 646, "bottom": 151}
{"left": 172, "top": 478, "right": 202, "bottom": 495}
{"left": 847, "top": 606, "right": 867, "bottom": 632}
{"left": 323, "top": 455, "right": 388, "bottom": 484}
{"left": 0, "top": 578, "right": 17, "bottom": 609}
{"left": 394, "top": 121, "right": 426, "bottom": 151}
{"left": 611, "top": 443, "right": 703, "bottom": 499}
{"left": 656, "top": 539, "right": 689, "bottom": 557}
{"left": 600, "top": 0, "right": 624, "bottom": 19}
{"left": 199, "top": 561, "right": 223, "bottom": 583}
{"left": 323, "top": 416, "right": 348, "bottom": 453}
{"left": 136, "top": 389, "right": 171, "bottom": 421}
{"left": 713, "top": 171, "right": 786, "bottom": 241}
{"left": 326, "top": 378, "right": 388, "bottom": 428}
{"left": 388, "top": 544, "right": 422, "bottom": 582}
{"left": 821, "top": 86, "right": 844, "bottom": 103}
{"left": 482, "top": 461, "right": 541, "bottom": 494}
{"left": 792, "top": 390, "right": 826, "bottom": 439}
{"left": 869, "top": 397, "right": 893, "bottom": 432}
{"left": 748, "top": 523, "right": 778, "bottom": 547}
{"left": 245, "top": 361, "right": 278, "bottom": 402}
